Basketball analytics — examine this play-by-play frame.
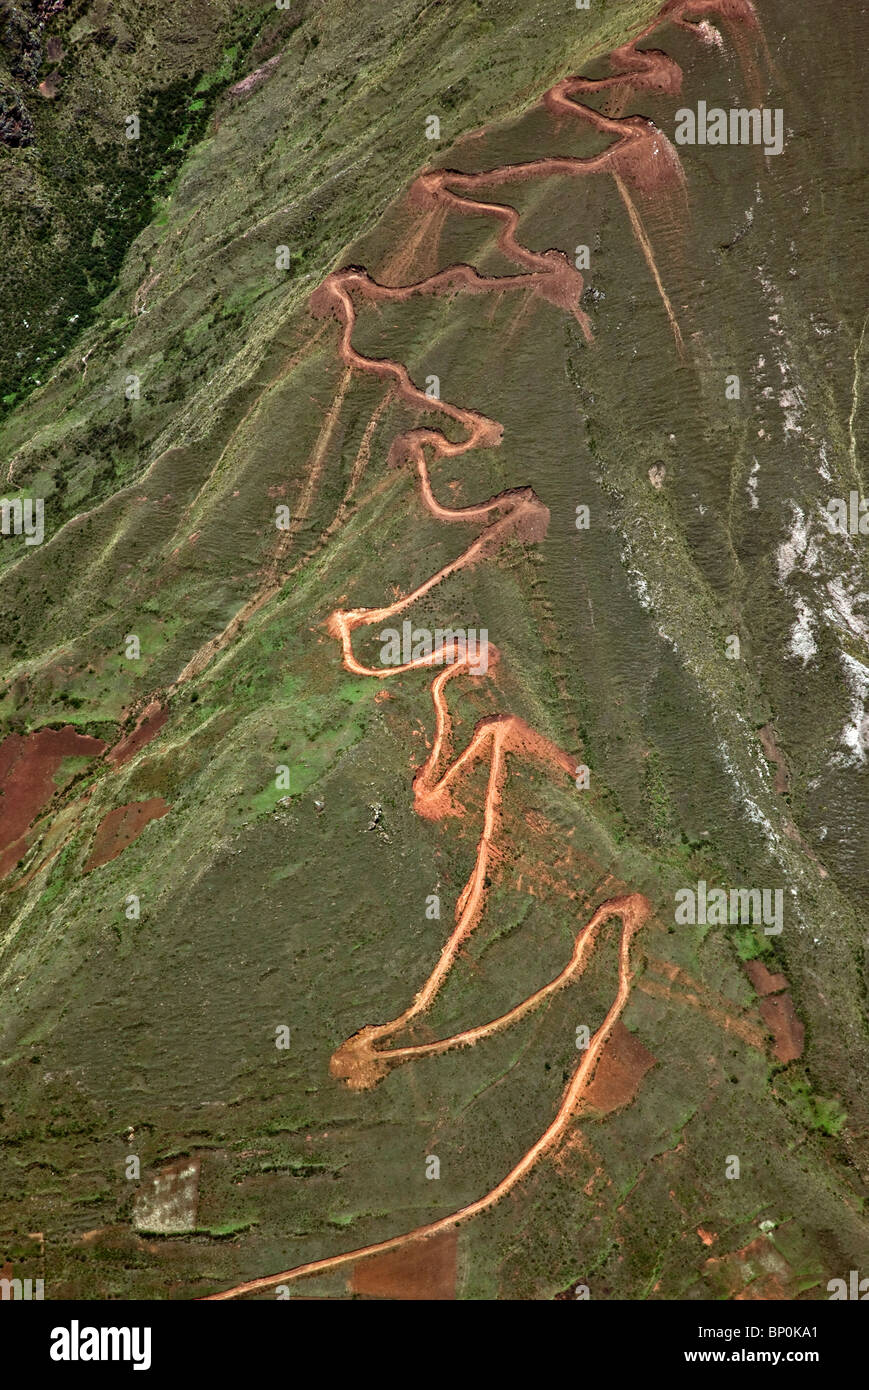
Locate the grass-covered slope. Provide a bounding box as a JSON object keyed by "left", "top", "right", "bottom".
{"left": 1, "top": 0, "right": 867, "bottom": 1299}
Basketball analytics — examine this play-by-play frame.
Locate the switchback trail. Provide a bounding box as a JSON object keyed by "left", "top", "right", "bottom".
{"left": 207, "top": 0, "right": 760, "bottom": 1300}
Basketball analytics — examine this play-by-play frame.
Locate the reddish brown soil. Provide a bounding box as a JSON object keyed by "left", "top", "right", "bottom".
{"left": 744, "top": 959, "right": 788, "bottom": 996}
{"left": 107, "top": 700, "right": 168, "bottom": 768}
{"left": 582, "top": 1019, "right": 657, "bottom": 1116}
{"left": 83, "top": 797, "right": 170, "bottom": 872}
{"left": 350, "top": 1230, "right": 457, "bottom": 1300}
{"left": 228, "top": 54, "right": 280, "bottom": 99}
{"left": 0, "top": 726, "right": 106, "bottom": 877}
{"left": 759, "top": 993, "right": 805, "bottom": 1063}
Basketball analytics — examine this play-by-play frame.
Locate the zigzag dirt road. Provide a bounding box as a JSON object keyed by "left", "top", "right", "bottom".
{"left": 206, "top": 0, "right": 760, "bottom": 1300}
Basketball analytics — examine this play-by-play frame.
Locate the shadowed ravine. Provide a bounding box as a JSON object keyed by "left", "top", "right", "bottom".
{"left": 205, "top": 0, "right": 762, "bottom": 1300}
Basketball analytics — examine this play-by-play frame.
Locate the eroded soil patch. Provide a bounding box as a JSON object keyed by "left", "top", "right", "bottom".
{"left": 84, "top": 797, "right": 170, "bottom": 871}
{"left": 0, "top": 726, "right": 106, "bottom": 877}
{"left": 582, "top": 1019, "right": 657, "bottom": 1116}
{"left": 350, "top": 1229, "right": 457, "bottom": 1299}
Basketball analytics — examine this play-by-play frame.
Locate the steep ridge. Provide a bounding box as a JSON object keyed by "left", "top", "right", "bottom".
{"left": 206, "top": 0, "right": 761, "bottom": 1300}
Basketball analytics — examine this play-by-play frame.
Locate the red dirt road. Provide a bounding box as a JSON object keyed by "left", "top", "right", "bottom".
{"left": 207, "top": 0, "right": 760, "bottom": 1300}
{"left": 207, "top": 895, "right": 650, "bottom": 1300}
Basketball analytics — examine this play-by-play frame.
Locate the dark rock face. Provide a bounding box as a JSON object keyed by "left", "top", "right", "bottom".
{"left": 0, "top": 82, "right": 33, "bottom": 145}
